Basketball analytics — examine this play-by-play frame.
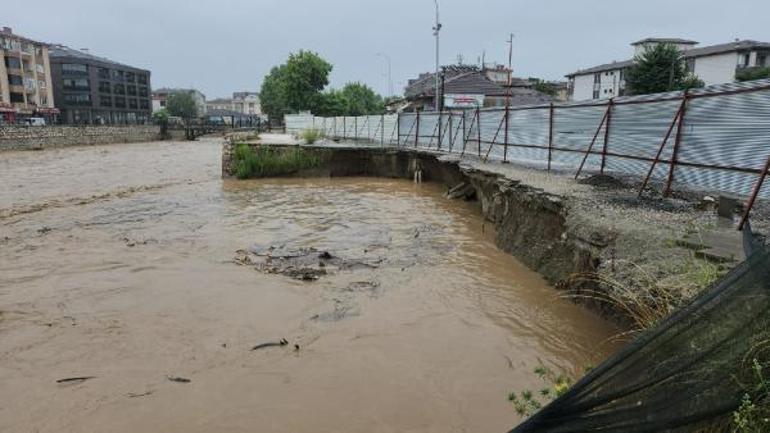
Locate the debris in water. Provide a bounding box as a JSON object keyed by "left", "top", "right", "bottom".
{"left": 56, "top": 376, "right": 95, "bottom": 384}
{"left": 37, "top": 226, "right": 52, "bottom": 234}
{"left": 251, "top": 338, "right": 289, "bottom": 351}
{"left": 167, "top": 376, "right": 191, "bottom": 383}
{"left": 127, "top": 390, "right": 154, "bottom": 398}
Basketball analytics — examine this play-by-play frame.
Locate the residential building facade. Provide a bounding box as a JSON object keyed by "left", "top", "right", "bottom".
{"left": 152, "top": 88, "right": 207, "bottom": 116}
{"left": 0, "top": 27, "right": 57, "bottom": 124}
{"left": 205, "top": 92, "right": 261, "bottom": 116}
{"left": 404, "top": 64, "right": 551, "bottom": 112}
{"left": 567, "top": 38, "right": 770, "bottom": 101}
{"left": 49, "top": 45, "right": 152, "bottom": 124}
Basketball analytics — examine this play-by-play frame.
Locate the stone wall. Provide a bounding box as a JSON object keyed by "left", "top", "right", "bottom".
{"left": 0, "top": 125, "right": 162, "bottom": 151}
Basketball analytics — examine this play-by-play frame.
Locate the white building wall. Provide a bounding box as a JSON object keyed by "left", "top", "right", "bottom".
{"left": 571, "top": 74, "right": 596, "bottom": 101}
{"left": 693, "top": 53, "right": 738, "bottom": 85}
{"left": 570, "top": 68, "right": 624, "bottom": 102}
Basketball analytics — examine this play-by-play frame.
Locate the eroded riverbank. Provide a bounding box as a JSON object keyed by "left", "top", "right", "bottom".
{"left": 0, "top": 139, "right": 619, "bottom": 433}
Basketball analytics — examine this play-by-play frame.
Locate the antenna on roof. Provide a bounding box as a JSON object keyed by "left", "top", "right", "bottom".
{"left": 457, "top": 53, "right": 464, "bottom": 65}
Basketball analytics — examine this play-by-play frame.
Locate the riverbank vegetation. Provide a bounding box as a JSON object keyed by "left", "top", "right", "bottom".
{"left": 233, "top": 144, "right": 320, "bottom": 179}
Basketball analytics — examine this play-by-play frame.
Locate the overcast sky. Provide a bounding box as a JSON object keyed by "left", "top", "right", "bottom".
{"left": 4, "top": 0, "right": 769, "bottom": 99}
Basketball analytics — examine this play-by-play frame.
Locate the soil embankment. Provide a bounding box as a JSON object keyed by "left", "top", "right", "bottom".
{"left": 224, "top": 140, "right": 762, "bottom": 325}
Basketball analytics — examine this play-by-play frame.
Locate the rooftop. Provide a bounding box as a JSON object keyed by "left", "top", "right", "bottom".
{"left": 566, "top": 39, "right": 770, "bottom": 77}
{"left": 0, "top": 26, "right": 47, "bottom": 46}
{"left": 49, "top": 44, "right": 149, "bottom": 72}
{"left": 631, "top": 37, "right": 699, "bottom": 46}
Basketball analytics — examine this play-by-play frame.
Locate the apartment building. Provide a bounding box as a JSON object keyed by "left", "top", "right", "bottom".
{"left": 567, "top": 37, "right": 770, "bottom": 101}
{"left": 0, "top": 27, "right": 57, "bottom": 124}
{"left": 49, "top": 45, "right": 152, "bottom": 124}
{"left": 205, "top": 91, "right": 261, "bottom": 116}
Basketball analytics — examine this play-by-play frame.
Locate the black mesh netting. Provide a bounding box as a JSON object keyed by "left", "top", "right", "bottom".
{"left": 510, "top": 227, "right": 770, "bottom": 433}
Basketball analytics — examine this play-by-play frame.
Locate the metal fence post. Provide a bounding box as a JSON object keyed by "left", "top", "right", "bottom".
{"left": 381, "top": 114, "right": 385, "bottom": 146}
{"left": 739, "top": 153, "right": 770, "bottom": 231}
{"left": 437, "top": 111, "right": 443, "bottom": 150}
{"left": 448, "top": 113, "right": 454, "bottom": 152}
{"left": 414, "top": 111, "right": 420, "bottom": 148}
{"left": 343, "top": 117, "right": 346, "bottom": 140}
{"left": 665, "top": 91, "right": 689, "bottom": 196}
{"left": 548, "top": 103, "right": 554, "bottom": 171}
{"left": 600, "top": 98, "right": 613, "bottom": 174}
{"left": 396, "top": 114, "right": 401, "bottom": 147}
{"left": 503, "top": 105, "right": 510, "bottom": 163}
{"left": 476, "top": 108, "right": 482, "bottom": 157}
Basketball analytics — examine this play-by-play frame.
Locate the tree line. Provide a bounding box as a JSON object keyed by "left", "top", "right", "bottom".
{"left": 260, "top": 51, "right": 386, "bottom": 122}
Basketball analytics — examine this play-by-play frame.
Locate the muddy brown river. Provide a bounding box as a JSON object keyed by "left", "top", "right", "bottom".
{"left": 0, "top": 139, "right": 619, "bottom": 433}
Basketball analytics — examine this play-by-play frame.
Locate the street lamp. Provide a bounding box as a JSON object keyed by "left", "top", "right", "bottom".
{"left": 432, "top": 0, "right": 441, "bottom": 111}
{"left": 376, "top": 52, "right": 393, "bottom": 97}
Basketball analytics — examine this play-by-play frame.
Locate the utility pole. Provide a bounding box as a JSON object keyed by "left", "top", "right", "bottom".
{"left": 432, "top": 0, "right": 442, "bottom": 111}
{"left": 376, "top": 52, "right": 393, "bottom": 97}
{"left": 506, "top": 33, "right": 514, "bottom": 107}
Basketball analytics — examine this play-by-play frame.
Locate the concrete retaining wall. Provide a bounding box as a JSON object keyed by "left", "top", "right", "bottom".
{"left": 0, "top": 125, "right": 162, "bottom": 151}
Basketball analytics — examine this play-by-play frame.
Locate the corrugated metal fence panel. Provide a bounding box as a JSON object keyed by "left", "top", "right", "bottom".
{"left": 551, "top": 104, "right": 607, "bottom": 171}
{"left": 605, "top": 98, "right": 683, "bottom": 180}
{"left": 675, "top": 88, "right": 770, "bottom": 198}
{"left": 284, "top": 79, "right": 770, "bottom": 198}
{"left": 506, "top": 107, "right": 550, "bottom": 166}
{"left": 284, "top": 114, "right": 314, "bottom": 134}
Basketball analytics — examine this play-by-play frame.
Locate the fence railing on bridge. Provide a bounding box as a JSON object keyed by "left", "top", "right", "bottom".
{"left": 285, "top": 79, "right": 770, "bottom": 228}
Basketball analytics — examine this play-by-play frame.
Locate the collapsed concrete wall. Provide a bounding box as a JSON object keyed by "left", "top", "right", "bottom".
{"left": 0, "top": 125, "right": 162, "bottom": 151}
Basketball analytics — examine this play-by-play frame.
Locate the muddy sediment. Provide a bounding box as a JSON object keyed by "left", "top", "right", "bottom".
{"left": 0, "top": 138, "right": 619, "bottom": 433}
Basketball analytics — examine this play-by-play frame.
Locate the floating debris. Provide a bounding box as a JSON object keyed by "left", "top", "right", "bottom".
{"left": 167, "top": 376, "right": 191, "bottom": 383}
{"left": 251, "top": 338, "right": 289, "bottom": 351}
{"left": 56, "top": 376, "right": 95, "bottom": 384}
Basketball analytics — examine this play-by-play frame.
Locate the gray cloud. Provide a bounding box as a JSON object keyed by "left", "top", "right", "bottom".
{"left": 4, "top": 0, "right": 769, "bottom": 98}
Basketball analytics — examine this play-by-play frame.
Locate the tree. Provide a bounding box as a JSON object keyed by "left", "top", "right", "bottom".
{"left": 165, "top": 91, "right": 198, "bottom": 120}
{"left": 312, "top": 89, "right": 347, "bottom": 117}
{"left": 625, "top": 43, "right": 705, "bottom": 95}
{"left": 736, "top": 67, "right": 770, "bottom": 82}
{"left": 152, "top": 108, "right": 169, "bottom": 123}
{"left": 340, "top": 82, "right": 384, "bottom": 115}
{"left": 259, "top": 65, "right": 289, "bottom": 122}
{"left": 259, "top": 50, "right": 333, "bottom": 122}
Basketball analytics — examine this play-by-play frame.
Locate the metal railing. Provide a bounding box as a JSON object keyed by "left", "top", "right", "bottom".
{"left": 285, "top": 79, "right": 770, "bottom": 229}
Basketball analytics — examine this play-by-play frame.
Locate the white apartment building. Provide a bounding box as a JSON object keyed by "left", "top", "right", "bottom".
{"left": 152, "top": 88, "right": 207, "bottom": 115}
{"left": 206, "top": 91, "right": 261, "bottom": 116}
{"left": 0, "top": 26, "right": 56, "bottom": 123}
{"left": 567, "top": 38, "right": 770, "bottom": 101}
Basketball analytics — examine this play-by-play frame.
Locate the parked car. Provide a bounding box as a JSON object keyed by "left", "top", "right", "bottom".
{"left": 23, "top": 117, "right": 47, "bottom": 127}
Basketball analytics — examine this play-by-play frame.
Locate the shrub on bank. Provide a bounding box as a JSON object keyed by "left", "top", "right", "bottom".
{"left": 234, "top": 144, "right": 321, "bottom": 179}
{"left": 301, "top": 128, "right": 323, "bottom": 144}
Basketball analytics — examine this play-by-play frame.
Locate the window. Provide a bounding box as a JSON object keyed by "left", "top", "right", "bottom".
{"left": 138, "top": 86, "right": 148, "bottom": 97}
{"left": 129, "top": 99, "right": 138, "bottom": 109}
{"left": 593, "top": 73, "right": 601, "bottom": 84}
{"left": 686, "top": 58, "right": 696, "bottom": 73}
{"left": 64, "top": 93, "right": 92, "bottom": 105}
{"left": 759, "top": 53, "right": 768, "bottom": 67}
{"left": 63, "top": 78, "right": 90, "bottom": 90}
{"left": 139, "top": 99, "right": 149, "bottom": 110}
{"left": 112, "top": 70, "right": 125, "bottom": 81}
{"left": 100, "top": 95, "right": 112, "bottom": 107}
{"left": 99, "top": 81, "right": 111, "bottom": 93}
{"left": 137, "top": 74, "right": 147, "bottom": 85}
{"left": 10, "top": 92, "right": 24, "bottom": 103}
{"left": 62, "top": 63, "right": 88, "bottom": 74}
{"left": 8, "top": 75, "right": 23, "bottom": 85}
{"left": 5, "top": 57, "right": 21, "bottom": 69}
{"left": 98, "top": 67, "right": 110, "bottom": 79}
{"left": 114, "top": 96, "right": 126, "bottom": 108}
{"left": 126, "top": 72, "right": 136, "bottom": 83}
{"left": 127, "top": 85, "right": 137, "bottom": 96}
{"left": 113, "top": 83, "right": 125, "bottom": 94}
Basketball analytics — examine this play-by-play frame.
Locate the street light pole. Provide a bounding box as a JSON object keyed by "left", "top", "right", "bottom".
{"left": 432, "top": 0, "right": 442, "bottom": 111}
{"left": 376, "top": 52, "right": 393, "bottom": 97}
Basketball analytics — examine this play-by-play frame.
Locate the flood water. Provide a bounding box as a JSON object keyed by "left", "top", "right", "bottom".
{"left": 0, "top": 139, "right": 619, "bottom": 433}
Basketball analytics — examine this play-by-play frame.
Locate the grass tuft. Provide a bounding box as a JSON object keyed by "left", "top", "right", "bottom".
{"left": 233, "top": 144, "right": 321, "bottom": 179}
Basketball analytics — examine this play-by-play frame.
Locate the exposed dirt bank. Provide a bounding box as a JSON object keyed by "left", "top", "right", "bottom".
{"left": 224, "top": 142, "right": 769, "bottom": 325}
